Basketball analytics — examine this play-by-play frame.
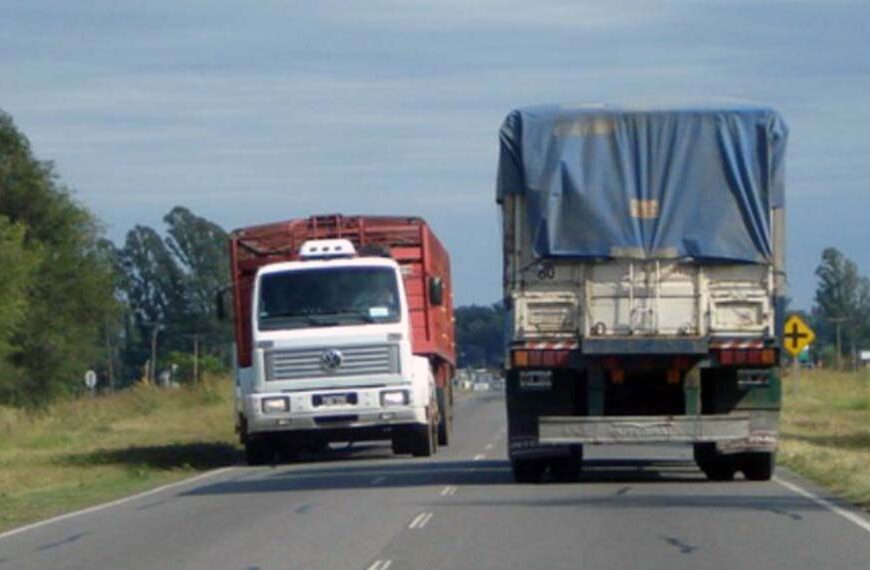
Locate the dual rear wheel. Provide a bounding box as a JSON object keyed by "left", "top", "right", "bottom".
{"left": 693, "top": 443, "right": 775, "bottom": 481}
{"left": 511, "top": 447, "right": 583, "bottom": 483}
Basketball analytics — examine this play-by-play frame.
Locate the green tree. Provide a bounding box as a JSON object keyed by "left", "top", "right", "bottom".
{"left": 163, "top": 206, "right": 229, "bottom": 316}
{"left": 0, "top": 111, "right": 117, "bottom": 405}
{"left": 812, "top": 247, "right": 870, "bottom": 362}
{"left": 117, "top": 208, "right": 231, "bottom": 379}
{"left": 0, "top": 217, "right": 39, "bottom": 390}
{"left": 455, "top": 303, "right": 505, "bottom": 368}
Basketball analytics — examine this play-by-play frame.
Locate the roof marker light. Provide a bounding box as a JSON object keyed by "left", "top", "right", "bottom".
{"left": 299, "top": 239, "right": 356, "bottom": 259}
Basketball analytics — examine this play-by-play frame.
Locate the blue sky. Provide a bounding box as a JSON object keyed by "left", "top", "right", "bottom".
{"left": 3, "top": 1, "right": 869, "bottom": 307}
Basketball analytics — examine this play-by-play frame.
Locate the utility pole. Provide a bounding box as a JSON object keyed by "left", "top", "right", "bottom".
{"left": 827, "top": 317, "right": 848, "bottom": 371}
{"left": 104, "top": 320, "right": 115, "bottom": 392}
{"left": 150, "top": 324, "right": 161, "bottom": 383}
{"left": 193, "top": 334, "right": 200, "bottom": 384}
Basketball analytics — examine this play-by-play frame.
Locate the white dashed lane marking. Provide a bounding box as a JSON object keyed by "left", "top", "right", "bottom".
{"left": 367, "top": 560, "right": 392, "bottom": 570}
{"left": 440, "top": 485, "right": 458, "bottom": 496}
{"left": 408, "top": 512, "right": 434, "bottom": 529}
{"left": 370, "top": 476, "right": 386, "bottom": 485}
{"left": 473, "top": 454, "right": 486, "bottom": 461}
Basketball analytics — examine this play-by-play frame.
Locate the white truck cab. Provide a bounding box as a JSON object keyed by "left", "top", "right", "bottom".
{"left": 234, "top": 239, "right": 438, "bottom": 463}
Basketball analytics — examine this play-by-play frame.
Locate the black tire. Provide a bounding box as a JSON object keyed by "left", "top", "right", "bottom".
{"left": 411, "top": 421, "right": 437, "bottom": 458}
{"left": 550, "top": 447, "right": 583, "bottom": 483}
{"left": 701, "top": 460, "right": 737, "bottom": 481}
{"left": 512, "top": 459, "right": 546, "bottom": 484}
{"left": 437, "top": 386, "right": 452, "bottom": 447}
{"left": 694, "top": 443, "right": 737, "bottom": 481}
{"left": 741, "top": 452, "right": 775, "bottom": 481}
{"left": 244, "top": 436, "right": 275, "bottom": 466}
{"left": 391, "top": 431, "right": 410, "bottom": 455}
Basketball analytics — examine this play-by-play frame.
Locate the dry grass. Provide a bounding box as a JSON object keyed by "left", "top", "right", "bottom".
{"left": 779, "top": 368, "right": 870, "bottom": 508}
{"left": 0, "top": 377, "right": 238, "bottom": 532}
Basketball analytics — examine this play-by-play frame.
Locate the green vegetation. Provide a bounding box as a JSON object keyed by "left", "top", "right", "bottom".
{"left": 810, "top": 248, "right": 870, "bottom": 367}
{"left": 110, "top": 206, "right": 233, "bottom": 386}
{"left": 780, "top": 369, "right": 870, "bottom": 508}
{"left": 1, "top": 110, "right": 233, "bottom": 405}
{"left": 0, "top": 377, "right": 237, "bottom": 533}
{"left": 0, "top": 112, "right": 118, "bottom": 406}
{"left": 455, "top": 303, "right": 505, "bottom": 368}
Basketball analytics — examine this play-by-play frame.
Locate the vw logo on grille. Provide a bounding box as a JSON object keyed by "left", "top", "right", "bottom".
{"left": 320, "top": 349, "right": 343, "bottom": 371}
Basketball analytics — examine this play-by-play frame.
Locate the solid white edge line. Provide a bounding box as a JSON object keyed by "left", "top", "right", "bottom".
{"left": 774, "top": 476, "right": 870, "bottom": 534}
{"left": 0, "top": 466, "right": 237, "bottom": 541}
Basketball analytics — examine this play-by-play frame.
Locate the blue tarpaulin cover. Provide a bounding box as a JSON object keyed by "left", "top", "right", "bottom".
{"left": 497, "top": 105, "right": 788, "bottom": 263}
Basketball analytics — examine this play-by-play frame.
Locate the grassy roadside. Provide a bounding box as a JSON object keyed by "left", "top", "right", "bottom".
{"left": 779, "top": 368, "right": 870, "bottom": 509}
{"left": 0, "top": 378, "right": 238, "bottom": 533}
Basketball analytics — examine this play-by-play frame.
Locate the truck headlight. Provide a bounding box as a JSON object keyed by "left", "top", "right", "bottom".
{"left": 380, "top": 390, "right": 409, "bottom": 407}
{"left": 261, "top": 396, "right": 290, "bottom": 414}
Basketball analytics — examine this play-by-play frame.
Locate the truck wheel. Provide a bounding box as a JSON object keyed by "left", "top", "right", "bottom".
{"left": 411, "top": 420, "right": 438, "bottom": 458}
{"left": 512, "top": 459, "right": 546, "bottom": 483}
{"left": 550, "top": 447, "right": 583, "bottom": 483}
{"left": 391, "top": 430, "right": 410, "bottom": 455}
{"left": 701, "top": 460, "right": 737, "bottom": 481}
{"left": 437, "top": 386, "right": 452, "bottom": 447}
{"left": 694, "top": 443, "right": 736, "bottom": 481}
{"left": 245, "top": 436, "right": 275, "bottom": 466}
{"left": 740, "top": 452, "right": 775, "bottom": 481}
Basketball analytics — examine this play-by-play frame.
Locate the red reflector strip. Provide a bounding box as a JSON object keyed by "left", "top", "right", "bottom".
{"left": 542, "top": 351, "right": 557, "bottom": 367}
{"left": 747, "top": 350, "right": 762, "bottom": 365}
{"left": 528, "top": 350, "right": 543, "bottom": 367}
{"left": 719, "top": 350, "right": 734, "bottom": 365}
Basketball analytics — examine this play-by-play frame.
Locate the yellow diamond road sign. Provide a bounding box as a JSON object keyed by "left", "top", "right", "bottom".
{"left": 783, "top": 314, "right": 816, "bottom": 357}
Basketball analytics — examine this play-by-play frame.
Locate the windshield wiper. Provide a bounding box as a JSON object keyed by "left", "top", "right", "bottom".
{"left": 333, "top": 309, "right": 377, "bottom": 323}
{"left": 305, "top": 315, "right": 341, "bottom": 326}
{"left": 260, "top": 314, "right": 340, "bottom": 327}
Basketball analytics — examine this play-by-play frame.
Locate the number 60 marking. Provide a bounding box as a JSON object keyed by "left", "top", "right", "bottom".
{"left": 537, "top": 264, "right": 555, "bottom": 280}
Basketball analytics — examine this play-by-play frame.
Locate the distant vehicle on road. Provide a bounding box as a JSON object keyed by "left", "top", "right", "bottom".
{"left": 497, "top": 105, "right": 788, "bottom": 483}
{"left": 225, "top": 215, "right": 456, "bottom": 464}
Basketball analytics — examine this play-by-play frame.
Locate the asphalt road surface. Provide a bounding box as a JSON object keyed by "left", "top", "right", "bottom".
{"left": 2, "top": 391, "right": 869, "bottom": 569}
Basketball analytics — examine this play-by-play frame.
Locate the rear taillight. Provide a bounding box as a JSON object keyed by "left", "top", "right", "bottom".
{"left": 715, "top": 348, "right": 777, "bottom": 367}
{"left": 511, "top": 349, "right": 570, "bottom": 368}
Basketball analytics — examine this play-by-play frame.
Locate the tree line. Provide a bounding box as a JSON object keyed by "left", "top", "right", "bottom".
{"left": 0, "top": 111, "right": 231, "bottom": 406}
{"left": 2, "top": 110, "right": 869, "bottom": 406}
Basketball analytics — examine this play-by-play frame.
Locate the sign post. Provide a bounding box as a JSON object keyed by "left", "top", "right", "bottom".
{"left": 782, "top": 314, "right": 816, "bottom": 395}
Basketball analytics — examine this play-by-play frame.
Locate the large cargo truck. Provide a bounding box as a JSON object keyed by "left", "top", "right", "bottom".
{"left": 227, "top": 214, "right": 456, "bottom": 464}
{"left": 497, "top": 105, "right": 788, "bottom": 483}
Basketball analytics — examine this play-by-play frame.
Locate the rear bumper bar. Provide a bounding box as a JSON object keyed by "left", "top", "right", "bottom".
{"left": 539, "top": 414, "right": 752, "bottom": 444}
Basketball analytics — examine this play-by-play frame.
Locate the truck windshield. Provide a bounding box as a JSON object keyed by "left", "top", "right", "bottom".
{"left": 258, "top": 266, "right": 401, "bottom": 330}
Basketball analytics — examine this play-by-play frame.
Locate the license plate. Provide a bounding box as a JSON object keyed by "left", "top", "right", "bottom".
{"left": 313, "top": 392, "right": 358, "bottom": 407}
{"left": 519, "top": 370, "right": 553, "bottom": 390}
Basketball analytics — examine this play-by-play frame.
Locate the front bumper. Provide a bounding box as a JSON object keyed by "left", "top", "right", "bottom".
{"left": 244, "top": 386, "right": 427, "bottom": 435}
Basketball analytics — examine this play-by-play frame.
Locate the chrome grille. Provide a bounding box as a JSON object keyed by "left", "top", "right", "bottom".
{"left": 266, "top": 344, "right": 399, "bottom": 381}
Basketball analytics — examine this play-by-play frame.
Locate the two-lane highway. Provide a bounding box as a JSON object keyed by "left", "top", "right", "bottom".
{"left": 2, "top": 392, "right": 869, "bottom": 569}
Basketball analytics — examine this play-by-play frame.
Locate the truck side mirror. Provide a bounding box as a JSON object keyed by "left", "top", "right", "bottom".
{"left": 216, "top": 290, "right": 227, "bottom": 322}
{"left": 429, "top": 276, "right": 444, "bottom": 306}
